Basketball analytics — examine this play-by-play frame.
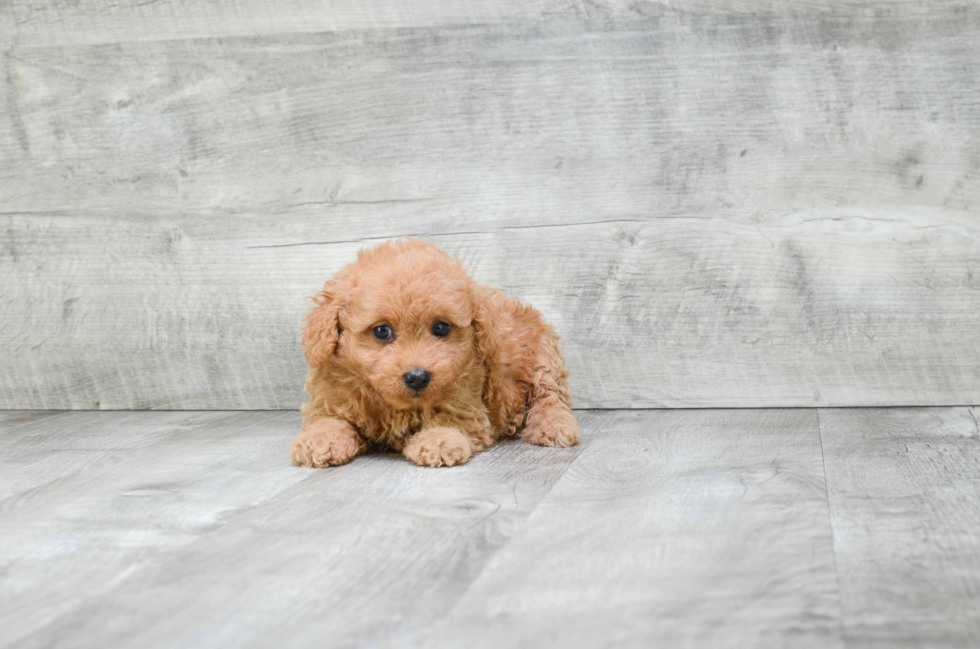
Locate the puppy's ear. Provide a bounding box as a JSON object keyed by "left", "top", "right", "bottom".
{"left": 472, "top": 287, "right": 501, "bottom": 370}
{"left": 302, "top": 280, "right": 345, "bottom": 367}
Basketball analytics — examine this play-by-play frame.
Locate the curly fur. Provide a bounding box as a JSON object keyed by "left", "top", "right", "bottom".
{"left": 290, "top": 238, "right": 580, "bottom": 468}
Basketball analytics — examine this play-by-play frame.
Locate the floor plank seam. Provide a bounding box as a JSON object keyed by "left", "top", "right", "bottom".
{"left": 418, "top": 431, "right": 596, "bottom": 634}
{"left": 815, "top": 408, "right": 849, "bottom": 649}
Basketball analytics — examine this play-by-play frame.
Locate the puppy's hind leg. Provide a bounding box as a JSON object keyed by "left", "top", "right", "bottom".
{"left": 521, "top": 338, "right": 581, "bottom": 448}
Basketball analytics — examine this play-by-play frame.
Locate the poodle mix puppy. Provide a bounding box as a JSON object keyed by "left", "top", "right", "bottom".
{"left": 290, "top": 238, "right": 580, "bottom": 468}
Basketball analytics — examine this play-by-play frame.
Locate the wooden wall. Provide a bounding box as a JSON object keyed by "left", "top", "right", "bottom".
{"left": 2, "top": 1, "right": 979, "bottom": 409}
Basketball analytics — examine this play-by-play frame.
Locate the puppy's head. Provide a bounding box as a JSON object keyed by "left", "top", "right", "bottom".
{"left": 303, "top": 239, "right": 486, "bottom": 410}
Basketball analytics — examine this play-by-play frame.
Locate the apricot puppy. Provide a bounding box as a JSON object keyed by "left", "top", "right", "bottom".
{"left": 290, "top": 238, "right": 580, "bottom": 468}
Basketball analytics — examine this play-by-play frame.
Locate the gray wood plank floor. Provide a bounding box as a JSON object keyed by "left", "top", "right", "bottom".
{"left": 1, "top": 408, "right": 978, "bottom": 648}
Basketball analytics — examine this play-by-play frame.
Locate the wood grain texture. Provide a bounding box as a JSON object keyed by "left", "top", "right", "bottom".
{"left": 3, "top": 1, "right": 972, "bottom": 47}
{"left": 418, "top": 408, "right": 842, "bottom": 648}
{"left": 3, "top": 6, "right": 980, "bottom": 409}
{"left": 819, "top": 407, "right": 980, "bottom": 648}
{"left": 0, "top": 410, "right": 311, "bottom": 646}
{"left": 0, "top": 409, "right": 589, "bottom": 649}
{"left": 5, "top": 208, "right": 979, "bottom": 410}
{"left": 3, "top": 408, "right": 978, "bottom": 647}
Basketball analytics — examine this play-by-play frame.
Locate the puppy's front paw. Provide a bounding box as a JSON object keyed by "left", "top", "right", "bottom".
{"left": 290, "top": 418, "right": 366, "bottom": 468}
{"left": 522, "top": 404, "right": 581, "bottom": 448}
{"left": 403, "top": 427, "right": 472, "bottom": 468}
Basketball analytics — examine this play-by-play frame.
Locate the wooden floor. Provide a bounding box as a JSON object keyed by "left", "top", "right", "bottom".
{"left": 1, "top": 408, "right": 978, "bottom": 648}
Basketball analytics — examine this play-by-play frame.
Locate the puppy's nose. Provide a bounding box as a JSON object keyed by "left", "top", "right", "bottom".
{"left": 403, "top": 368, "right": 431, "bottom": 391}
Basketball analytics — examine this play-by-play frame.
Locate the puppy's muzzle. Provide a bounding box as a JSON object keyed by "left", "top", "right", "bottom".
{"left": 403, "top": 368, "right": 431, "bottom": 392}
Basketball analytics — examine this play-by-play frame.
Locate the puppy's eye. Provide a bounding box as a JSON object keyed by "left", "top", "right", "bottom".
{"left": 373, "top": 325, "right": 394, "bottom": 341}
{"left": 432, "top": 321, "right": 451, "bottom": 338}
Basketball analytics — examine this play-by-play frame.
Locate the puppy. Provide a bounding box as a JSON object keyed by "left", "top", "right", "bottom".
{"left": 290, "top": 238, "right": 580, "bottom": 468}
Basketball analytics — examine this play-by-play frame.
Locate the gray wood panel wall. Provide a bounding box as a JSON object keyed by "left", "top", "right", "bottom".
{"left": 2, "top": 1, "right": 979, "bottom": 409}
